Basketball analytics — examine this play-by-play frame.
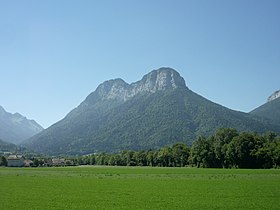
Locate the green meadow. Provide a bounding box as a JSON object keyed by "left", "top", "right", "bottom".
{"left": 0, "top": 167, "right": 279, "bottom": 210}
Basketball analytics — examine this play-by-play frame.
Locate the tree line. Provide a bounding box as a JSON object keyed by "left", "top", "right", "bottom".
{"left": 75, "top": 128, "right": 280, "bottom": 168}
{"left": 1, "top": 128, "right": 279, "bottom": 168}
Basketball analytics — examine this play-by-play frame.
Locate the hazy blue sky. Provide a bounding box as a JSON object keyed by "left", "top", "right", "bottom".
{"left": 0, "top": 0, "right": 279, "bottom": 128}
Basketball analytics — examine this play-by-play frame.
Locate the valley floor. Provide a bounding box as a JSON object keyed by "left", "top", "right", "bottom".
{"left": 0, "top": 166, "right": 279, "bottom": 209}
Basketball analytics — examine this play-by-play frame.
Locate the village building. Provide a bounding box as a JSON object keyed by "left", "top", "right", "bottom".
{"left": 7, "top": 155, "right": 25, "bottom": 167}
{"left": 51, "top": 158, "right": 66, "bottom": 166}
{"left": 24, "top": 159, "right": 34, "bottom": 167}
{"left": 49, "top": 158, "right": 74, "bottom": 166}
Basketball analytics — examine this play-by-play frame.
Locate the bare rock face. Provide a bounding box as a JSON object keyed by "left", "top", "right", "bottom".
{"left": 129, "top": 67, "right": 186, "bottom": 95}
{"left": 88, "top": 67, "right": 187, "bottom": 103}
{"left": 95, "top": 78, "right": 129, "bottom": 101}
{"left": 268, "top": 90, "right": 280, "bottom": 102}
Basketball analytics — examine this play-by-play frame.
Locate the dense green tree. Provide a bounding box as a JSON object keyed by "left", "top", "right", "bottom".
{"left": 95, "top": 153, "right": 109, "bottom": 165}
{"left": 227, "top": 132, "right": 265, "bottom": 168}
{"left": 134, "top": 151, "right": 148, "bottom": 166}
{"left": 146, "top": 150, "right": 155, "bottom": 166}
{"left": 271, "top": 140, "right": 280, "bottom": 167}
{"left": 189, "top": 136, "right": 216, "bottom": 168}
{"left": 172, "top": 143, "right": 190, "bottom": 167}
{"left": 189, "top": 128, "right": 280, "bottom": 169}
{"left": 90, "top": 155, "right": 96, "bottom": 165}
{"left": 262, "top": 133, "right": 280, "bottom": 168}
{"left": 213, "top": 128, "right": 239, "bottom": 168}
{"left": 33, "top": 158, "right": 39, "bottom": 167}
{"left": 0, "top": 156, "right": 7, "bottom": 166}
{"left": 119, "top": 150, "right": 136, "bottom": 166}
{"left": 157, "top": 146, "right": 173, "bottom": 167}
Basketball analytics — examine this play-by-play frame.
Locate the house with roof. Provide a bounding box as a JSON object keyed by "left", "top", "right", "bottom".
{"left": 7, "top": 154, "right": 25, "bottom": 167}
{"left": 51, "top": 158, "right": 66, "bottom": 166}
{"left": 24, "top": 159, "right": 33, "bottom": 167}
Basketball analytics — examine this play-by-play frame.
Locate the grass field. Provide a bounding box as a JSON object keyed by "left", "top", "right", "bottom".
{"left": 0, "top": 166, "right": 279, "bottom": 209}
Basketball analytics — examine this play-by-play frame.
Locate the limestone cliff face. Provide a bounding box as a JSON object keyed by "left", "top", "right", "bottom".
{"left": 128, "top": 67, "right": 186, "bottom": 98}
{"left": 85, "top": 67, "right": 187, "bottom": 104}
{"left": 94, "top": 78, "right": 129, "bottom": 101}
{"left": 268, "top": 90, "right": 280, "bottom": 102}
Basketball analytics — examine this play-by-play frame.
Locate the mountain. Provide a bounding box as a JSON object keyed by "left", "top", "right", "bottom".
{"left": 250, "top": 90, "right": 280, "bottom": 125}
{"left": 0, "top": 106, "right": 44, "bottom": 144}
{"left": 23, "top": 68, "right": 280, "bottom": 155}
{"left": 0, "top": 139, "right": 18, "bottom": 153}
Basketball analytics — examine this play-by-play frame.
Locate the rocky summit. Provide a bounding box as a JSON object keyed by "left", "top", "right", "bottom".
{"left": 23, "top": 67, "right": 280, "bottom": 155}
{"left": 267, "top": 90, "right": 280, "bottom": 102}
{"left": 82, "top": 68, "right": 186, "bottom": 105}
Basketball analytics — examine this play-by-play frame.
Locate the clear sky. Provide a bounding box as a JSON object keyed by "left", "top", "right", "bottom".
{"left": 0, "top": 0, "right": 279, "bottom": 128}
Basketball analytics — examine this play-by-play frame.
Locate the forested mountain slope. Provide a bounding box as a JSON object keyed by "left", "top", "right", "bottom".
{"left": 250, "top": 92, "right": 280, "bottom": 125}
{"left": 23, "top": 68, "right": 280, "bottom": 155}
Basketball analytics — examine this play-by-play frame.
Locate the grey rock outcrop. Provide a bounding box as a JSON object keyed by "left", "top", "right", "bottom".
{"left": 128, "top": 67, "right": 186, "bottom": 98}
{"left": 268, "top": 90, "right": 280, "bottom": 102}
{"left": 84, "top": 67, "right": 187, "bottom": 105}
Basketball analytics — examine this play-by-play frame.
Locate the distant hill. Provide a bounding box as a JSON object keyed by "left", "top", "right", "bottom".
{"left": 23, "top": 68, "right": 280, "bottom": 155}
{"left": 0, "top": 106, "right": 44, "bottom": 144}
{"left": 0, "top": 139, "right": 18, "bottom": 153}
{"left": 0, "top": 139, "right": 32, "bottom": 155}
{"left": 250, "top": 90, "right": 280, "bottom": 125}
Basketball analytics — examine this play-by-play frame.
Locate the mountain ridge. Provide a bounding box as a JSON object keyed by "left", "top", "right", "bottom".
{"left": 0, "top": 106, "right": 44, "bottom": 144}
{"left": 267, "top": 90, "right": 280, "bottom": 102}
{"left": 251, "top": 91, "right": 280, "bottom": 125}
{"left": 23, "top": 68, "right": 280, "bottom": 155}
